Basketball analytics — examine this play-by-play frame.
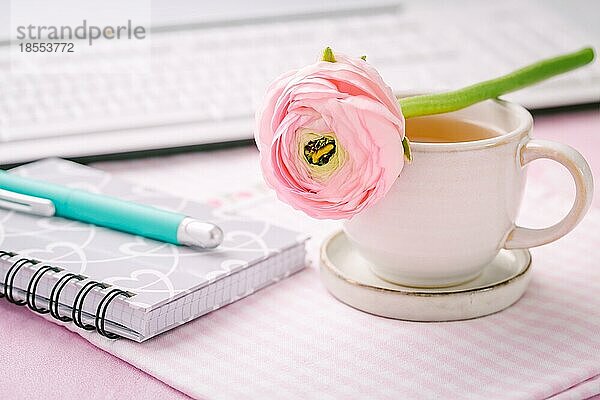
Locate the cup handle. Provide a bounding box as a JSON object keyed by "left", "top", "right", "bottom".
{"left": 504, "top": 139, "right": 594, "bottom": 250}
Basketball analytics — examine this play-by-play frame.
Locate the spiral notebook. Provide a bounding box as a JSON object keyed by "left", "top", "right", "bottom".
{"left": 0, "top": 159, "right": 307, "bottom": 342}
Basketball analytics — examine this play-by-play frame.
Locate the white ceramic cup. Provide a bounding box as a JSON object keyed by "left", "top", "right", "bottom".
{"left": 343, "top": 98, "right": 594, "bottom": 287}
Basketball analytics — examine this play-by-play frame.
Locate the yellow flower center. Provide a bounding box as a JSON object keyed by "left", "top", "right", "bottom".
{"left": 297, "top": 130, "right": 346, "bottom": 183}
{"left": 304, "top": 137, "right": 337, "bottom": 166}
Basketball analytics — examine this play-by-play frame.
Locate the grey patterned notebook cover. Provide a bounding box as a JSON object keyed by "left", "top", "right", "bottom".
{"left": 0, "top": 159, "right": 307, "bottom": 341}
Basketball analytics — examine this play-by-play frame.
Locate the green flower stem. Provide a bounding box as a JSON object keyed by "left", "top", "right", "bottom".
{"left": 398, "top": 47, "right": 595, "bottom": 118}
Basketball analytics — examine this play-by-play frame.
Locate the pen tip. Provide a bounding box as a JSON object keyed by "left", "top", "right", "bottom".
{"left": 206, "top": 225, "right": 224, "bottom": 248}
{"left": 178, "top": 219, "right": 224, "bottom": 249}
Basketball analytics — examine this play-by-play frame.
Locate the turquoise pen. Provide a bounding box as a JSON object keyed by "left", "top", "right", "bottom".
{"left": 0, "top": 170, "right": 223, "bottom": 249}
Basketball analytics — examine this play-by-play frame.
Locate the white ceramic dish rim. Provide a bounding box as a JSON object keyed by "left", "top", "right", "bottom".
{"left": 405, "top": 98, "right": 533, "bottom": 152}
{"left": 320, "top": 231, "right": 532, "bottom": 296}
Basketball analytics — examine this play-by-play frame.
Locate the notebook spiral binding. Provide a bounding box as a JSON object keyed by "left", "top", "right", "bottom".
{"left": 0, "top": 251, "right": 133, "bottom": 339}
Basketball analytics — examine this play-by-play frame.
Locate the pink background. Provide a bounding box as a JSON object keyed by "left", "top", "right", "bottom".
{"left": 0, "top": 109, "right": 598, "bottom": 399}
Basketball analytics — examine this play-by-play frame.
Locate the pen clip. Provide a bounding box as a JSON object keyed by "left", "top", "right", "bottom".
{"left": 0, "top": 188, "right": 56, "bottom": 217}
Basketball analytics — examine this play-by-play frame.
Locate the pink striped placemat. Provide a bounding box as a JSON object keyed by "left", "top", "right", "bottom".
{"left": 63, "top": 180, "right": 600, "bottom": 400}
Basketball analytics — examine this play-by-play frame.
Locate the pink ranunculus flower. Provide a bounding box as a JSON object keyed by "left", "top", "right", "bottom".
{"left": 255, "top": 50, "right": 405, "bottom": 219}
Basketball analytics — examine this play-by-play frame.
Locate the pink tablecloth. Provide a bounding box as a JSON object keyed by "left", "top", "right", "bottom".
{"left": 0, "top": 109, "right": 598, "bottom": 399}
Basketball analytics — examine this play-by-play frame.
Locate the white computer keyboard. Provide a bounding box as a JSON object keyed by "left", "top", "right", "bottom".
{"left": 0, "top": 1, "right": 598, "bottom": 164}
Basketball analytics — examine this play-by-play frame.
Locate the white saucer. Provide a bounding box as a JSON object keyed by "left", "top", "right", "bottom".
{"left": 320, "top": 231, "right": 532, "bottom": 321}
